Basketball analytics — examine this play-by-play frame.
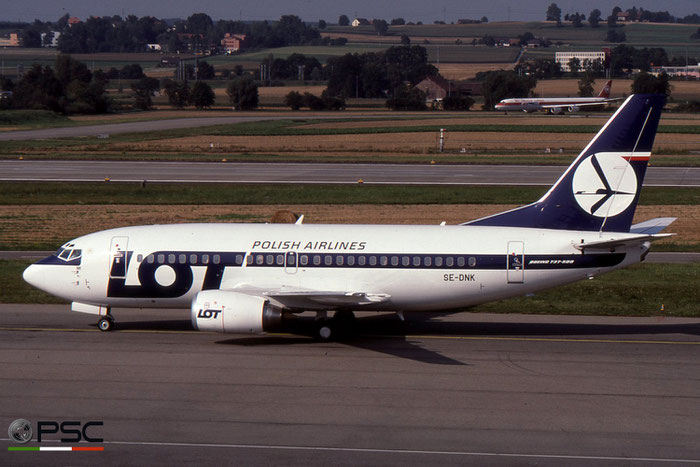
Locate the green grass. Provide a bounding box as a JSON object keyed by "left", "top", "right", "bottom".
{"left": 1, "top": 182, "right": 697, "bottom": 206}
{"left": 3, "top": 259, "right": 698, "bottom": 317}
{"left": 0, "top": 110, "right": 72, "bottom": 127}
{"left": 208, "top": 45, "right": 389, "bottom": 65}
{"left": 474, "top": 263, "right": 700, "bottom": 317}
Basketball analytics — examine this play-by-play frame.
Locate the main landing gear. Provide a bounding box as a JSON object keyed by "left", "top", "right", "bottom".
{"left": 97, "top": 315, "right": 115, "bottom": 332}
{"left": 316, "top": 310, "right": 356, "bottom": 341}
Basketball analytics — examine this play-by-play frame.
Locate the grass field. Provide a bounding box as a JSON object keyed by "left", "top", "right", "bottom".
{"left": 2, "top": 258, "right": 697, "bottom": 317}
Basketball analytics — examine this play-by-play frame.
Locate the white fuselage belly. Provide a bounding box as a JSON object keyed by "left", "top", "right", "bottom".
{"left": 50, "top": 223, "right": 645, "bottom": 312}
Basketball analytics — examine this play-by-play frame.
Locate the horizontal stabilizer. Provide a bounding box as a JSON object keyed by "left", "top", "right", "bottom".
{"left": 574, "top": 233, "right": 675, "bottom": 251}
{"left": 629, "top": 217, "right": 677, "bottom": 234}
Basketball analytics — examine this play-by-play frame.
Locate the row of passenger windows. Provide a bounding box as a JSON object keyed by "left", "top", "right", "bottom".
{"left": 247, "top": 253, "right": 478, "bottom": 268}
{"left": 134, "top": 252, "right": 479, "bottom": 268}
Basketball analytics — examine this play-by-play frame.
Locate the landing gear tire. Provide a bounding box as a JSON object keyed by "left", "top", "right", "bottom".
{"left": 98, "top": 317, "right": 114, "bottom": 332}
{"left": 318, "top": 324, "right": 332, "bottom": 341}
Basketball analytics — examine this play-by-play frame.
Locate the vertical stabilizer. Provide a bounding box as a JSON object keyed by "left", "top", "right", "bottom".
{"left": 465, "top": 94, "right": 665, "bottom": 232}
{"left": 598, "top": 80, "right": 613, "bottom": 98}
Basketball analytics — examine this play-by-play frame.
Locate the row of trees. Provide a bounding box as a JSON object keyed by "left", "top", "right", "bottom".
{"left": 546, "top": 4, "right": 699, "bottom": 28}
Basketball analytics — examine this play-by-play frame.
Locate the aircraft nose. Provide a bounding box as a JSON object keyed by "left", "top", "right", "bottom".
{"left": 23, "top": 264, "right": 44, "bottom": 290}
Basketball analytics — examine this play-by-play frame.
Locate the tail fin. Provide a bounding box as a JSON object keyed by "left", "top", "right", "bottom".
{"left": 598, "top": 80, "right": 613, "bottom": 98}
{"left": 465, "top": 94, "right": 665, "bottom": 232}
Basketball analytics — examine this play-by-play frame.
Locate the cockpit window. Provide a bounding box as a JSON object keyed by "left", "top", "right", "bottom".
{"left": 56, "top": 246, "right": 81, "bottom": 262}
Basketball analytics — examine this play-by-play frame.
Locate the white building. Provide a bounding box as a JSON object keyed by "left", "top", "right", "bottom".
{"left": 40, "top": 31, "right": 60, "bottom": 47}
{"left": 555, "top": 51, "right": 607, "bottom": 72}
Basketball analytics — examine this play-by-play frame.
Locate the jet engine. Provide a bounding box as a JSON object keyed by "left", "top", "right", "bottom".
{"left": 568, "top": 105, "right": 581, "bottom": 113}
{"left": 191, "top": 290, "right": 283, "bottom": 333}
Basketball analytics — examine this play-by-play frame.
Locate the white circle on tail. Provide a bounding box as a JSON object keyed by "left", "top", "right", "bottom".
{"left": 154, "top": 265, "right": 177, "bottom": 287}
{"left": 572, "top": 153, "right": 637, "bottom": 217}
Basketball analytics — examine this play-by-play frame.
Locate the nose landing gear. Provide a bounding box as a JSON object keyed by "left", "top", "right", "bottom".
{"left": 97, "top": 315, "right": 114, "bottom": 332}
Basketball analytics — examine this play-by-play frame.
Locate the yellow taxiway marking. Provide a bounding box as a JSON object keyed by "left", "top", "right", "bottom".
{"left": 0, "top": 326, "right": 699, "bottom": 345}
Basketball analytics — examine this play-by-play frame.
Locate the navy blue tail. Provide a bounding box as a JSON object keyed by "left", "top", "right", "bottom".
{"left": 466, "top": 94, "right": 665, "bottom": 232}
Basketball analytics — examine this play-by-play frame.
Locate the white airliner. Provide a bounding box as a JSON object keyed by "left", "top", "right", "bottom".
{"left": 24, "top": 95, "right": 674, "bottom": 339}
{"left": 495, "top": 80, "right": 622, "bottom": 114}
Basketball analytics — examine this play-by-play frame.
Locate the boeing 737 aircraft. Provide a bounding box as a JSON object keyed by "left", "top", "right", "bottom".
{"left": 24, "top": 95, "right": 674, "bottom": 340}
{"left": 495, "top": 80, "right": 622, "bottom": 114}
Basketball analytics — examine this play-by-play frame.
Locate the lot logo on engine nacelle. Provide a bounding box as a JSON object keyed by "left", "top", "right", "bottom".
{"left": 197, "top": 309, "right": 222, "bottom": 319}
{"left": 572, "top": 153, "right": 637, "bottom": 217}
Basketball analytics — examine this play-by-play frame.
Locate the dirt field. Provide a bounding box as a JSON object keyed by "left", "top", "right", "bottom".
{"left": 438, "top": 63, "right": 515, "bottom": 80}
{"left": 137, "top": 131, "right": 697, "bottom": 155}
{"left": 1, "top": 204, "right": 697, "bottom": 249}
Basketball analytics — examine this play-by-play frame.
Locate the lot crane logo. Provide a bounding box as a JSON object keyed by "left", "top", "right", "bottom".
{"left": 8, "top": 419, "right": 32, "bottom": 444}
{"left": 571, "top": 153, "right": 637, "bottom": 218}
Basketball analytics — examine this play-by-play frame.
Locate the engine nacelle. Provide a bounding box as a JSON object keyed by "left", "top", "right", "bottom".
{"left": 191, "top": 290, "right": 283, "bottom": 334}
{"left": 568, "top": 105, "right": 581, "bottom": 113}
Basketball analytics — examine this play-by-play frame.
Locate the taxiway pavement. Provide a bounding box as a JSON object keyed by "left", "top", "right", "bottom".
{"left": 2, "top": 160, "right": 699, "bottom": 186}
{"left": 1, "top": 305, "right": 698, "bottom": 466}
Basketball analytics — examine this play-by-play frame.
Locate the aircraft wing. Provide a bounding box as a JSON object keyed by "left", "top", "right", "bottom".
{"left": 224, "top": 285, "right": 391, "bottom": 309}
{"left": 540, "top": 99, "right": 621, "bottom": 110}
{"left": 574, "top": 233, "right": 674, "bottom": 251}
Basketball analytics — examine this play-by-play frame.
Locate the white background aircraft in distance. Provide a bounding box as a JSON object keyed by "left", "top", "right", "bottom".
{"left": 24, "top": 94, "right": 674, "bottom": 340}
{"left": 495, "top": 80, "right": 623, "bottom": 114}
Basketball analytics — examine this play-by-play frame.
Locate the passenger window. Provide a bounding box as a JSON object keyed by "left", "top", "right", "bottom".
{"left": 380, "top": 256, "right": 388, "bottom": 266}
{"left": 179, "top": 254, "right": 186, "bottom": 264}
{"left": 266, "top": 254, "right": 273, "bottom": 265}
{"left": 287, "top": 255, "right": 296, "bottom": 266}
{"left": 336, "top": 256, "right": 344, "bottom": 266}
{"left": 157, "top": 254, "right": 165, "bottom": 264}
{"left": 391, "top": 256, "right": 399, "bottom": 266}
{"left": 189, "top": 254, "right": 197, "bottom": 264}
{"left": 146, "top": 254, "right": 155, "bottom": 264}
{"left": 358, "top": 256, "right": 366, "bottom": 266}
{"left": 424, "top": 256, "right": 431, "bottom": 267}
{"left": 347, "top": 256, "right": 355, "bottom": 266}
{"left": 236, "top": 254, "right": 243, "bottom": 264}
{"left": 300, "top": 255, "right": 308, "bottom": 266}
{"left": 469, "top": 257, "right": 477, "bottom": 267}
{"left": 446, "top": 257, "right": 454, "bottom": 267}
{"left": 313, "top": 255, "right": 321, "bottom": 265}
{"left": 213, "top": 255, "right": 221, "bottom": 264}
{"left": 435, "top": 257, "right": 443, "bottom": 267}
{"left": 276, "top": 255, "right": 284, "bottom": 265}
{"left": 324, "top": 255, "right": 332, "bottom": 266}
{"left": 457, "top": 257, "right": 465, "bottom": 267}
{"left": 137, "top": 254, "right": 143, "bottom": 263}
{"left": 255, "top": 255, "right": 264, "bottom": 265}
{"left": 202, "top": 254, "right": 209, "bottom": 264}
{"left": 246, "top": 254, "right": 253, "bottom": 265}
{"left": 168, "top": 254, "right": 175, "bottom": 264}
{"left": 369, "top": 256, "right": 377, "bottom": 266}
{"left": 413, "top": 256, "right": 420, "bottom": 267}
{"left": 402, "top": 256, "right": 410, "bottom": 267}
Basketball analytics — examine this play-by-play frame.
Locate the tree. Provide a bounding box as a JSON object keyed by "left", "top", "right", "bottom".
{"left": 571, "top": 13, "right": 584, "bottom": 28}
{"left": 191, "top": 81, "right": 215, "bottom": 109}
{"left": 196, "top": 61, "right": 216, "bottom": 80}
{"left": 186, "top": 13, "right": 213, "bottom": 34}
{"left": 130, "top": 76, "right": 160, "bottom": 110}
{"left": 401, "top": 34, "right": 411, "bottom": 45}
{"left": 606, "top": 29, "right": 626, "bottom": 43}
{"left": 578, "top": 73, "right": 595, "bottom": 96}
{"left": 442, "top": 95, "right": 475, "bottom": 111}
{"left": 338, "top": 15, "right": 349, "bottom": 26}
{"left": 546, "top": 3, "right": 562, "bottom": 23}
{"left": 481, "top": 17, "right": 489, "bottom": 23}
{"left": 12, "top": 64, "right": 63, "bottom": 112}
{"left": 284, "top": 90, "right": 304, "bottom": 110}
{"left": 164, "top": 80, "right": 191, "bottom": 108}
{"left": 373, "top": 19, "right": 388, "bottom": 36}
{"left": 607, "top": 15, "right": 617, "bottom": 28}
{"left": 589, "top": 9, "right": 602, "bottom": 27}
{"left": 227, "top": 76, "right": 258, "bottom": 110}
{"left": 318, "top": 20, "right": 327, "bottom": 30}
{"left": 480, "top": 70, "right": 537, "bottom": 110}
{"left": 632, "top": 72, "right": 670, "bottom": 96}
{"left": 385, "top": 85, "right": 426, "bottom": 111}
{"left": 568, "top": 57, "right": 581, "bottom": 74}
{"left": 691, "top": 27, "right": 700, "bottom": 39}
{"left": 391, "top": 18, "right": 406, "bottom": 25}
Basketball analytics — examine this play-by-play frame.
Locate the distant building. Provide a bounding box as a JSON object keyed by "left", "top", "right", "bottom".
{"left": 555, "top": 50, "right": 608, "bottom": 72}
{"left": 351, "top": 18, "right": 370, "bottom": 27}
{"left": 68, "top": 17, "right": 81, "bottom": 27}
{"left": 616, "top": 11, "right": 630, "bottom": 22}
{"left": 146, "top": 43, "right": 162, "bottom": 51}
{"left": 651, "top": 64, "right": 700, "bottom": 79}
{"left": 415, "top": 75, "right": 483, "bottom": 100}
{"left": 0, "top": 33, "right": 19, "bottom": 47}
{"left": 220, "top": 33, "right": 246, "bottom": 54}
{"left": 41, "top": 31, "right": 60, "bottom": 47}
